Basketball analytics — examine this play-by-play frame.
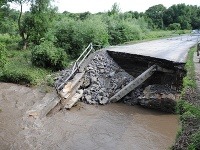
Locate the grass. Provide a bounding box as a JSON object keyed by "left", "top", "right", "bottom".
{"left": 124, "top": 30, "right": 190, "bottom": 45}
{"left": 124, "top": 30, "right": 190, "bottom": 44}
{"left": 174, "top": 46, "right": 200, "bottom": 150}
{"left": 0, "top": 50, "right": 52, "bottom": 86}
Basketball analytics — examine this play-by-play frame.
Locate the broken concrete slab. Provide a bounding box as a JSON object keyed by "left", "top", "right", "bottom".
{"left": 26, "top": 92, "right": 60, "bottom": 119}
{"left": 64, "top": 89, "right": 83, "bottom": 109}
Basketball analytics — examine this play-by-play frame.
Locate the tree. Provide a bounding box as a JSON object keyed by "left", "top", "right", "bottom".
{"left": 108, "top": 3, "right": 120, "bottom": 16}
{"left": 0, "top": 0, "right": 7, "bottom": 22}
{"left": 145, "top": 4, "right": 166, "bottom": 29}
{"left": 7, "top": 0, "right": 30, "bottom": 49}
{"left": 27, "top": 0, "right": 52, "bottom": 45}
{"left": 163, "top": 4, "right": 197, "bottom": 29}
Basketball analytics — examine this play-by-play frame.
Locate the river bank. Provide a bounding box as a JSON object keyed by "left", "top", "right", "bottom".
{"left": 172, "top": 47, "right": 200, "bottom": 149}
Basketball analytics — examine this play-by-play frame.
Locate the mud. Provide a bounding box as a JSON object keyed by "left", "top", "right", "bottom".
{"left": 0, "top": 83, "right": 178, "bottom": 150}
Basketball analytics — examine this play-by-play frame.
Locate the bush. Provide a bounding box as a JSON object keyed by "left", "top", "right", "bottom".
{"left": 1, "top": 61, "right": 49, "bottom": 85}
{"left": 72, "top": 16, "right": 109, "bottom": 54}
{"left": 0, "top": 50, "right": 51, "bottom": 85}
{"left": 55, "top": 16, "right": 109, "bottom": 58}
{"left": 2, "top": 67, "right": 37, "bottom": 85}
{"left": 0, "top": 34, "right": 20, "bottom": 45}
{"left": 0, "top": 43, "right": 7, "bottom": 68}
{"left": 31, "top": 41, "right": 68, "bottom": 70}
{"left": 54, "top": 18, "right": 76, "bottom": 57}
{"left": 168, "top": 23, "right": 181, "bottom": 30}
{"left": 107, "top": 17, "right": 142, "bottom": 45}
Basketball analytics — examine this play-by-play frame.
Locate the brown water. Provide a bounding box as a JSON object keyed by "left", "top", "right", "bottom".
{"left": 0, "top": 83, "right": 178, "bottom": 150}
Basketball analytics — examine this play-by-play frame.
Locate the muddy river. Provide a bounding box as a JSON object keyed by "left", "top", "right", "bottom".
{"left": 0, "top": 83, "right": 178, "bottom": 150}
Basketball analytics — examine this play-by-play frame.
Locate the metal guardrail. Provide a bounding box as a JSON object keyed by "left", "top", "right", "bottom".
{"left": 57, "top": 43, "right": 95, "bottom": 91}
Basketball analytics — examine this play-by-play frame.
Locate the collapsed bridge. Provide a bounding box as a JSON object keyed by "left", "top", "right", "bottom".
{"left": 52, "top": 35, "right": 199, "bottom": 113}
{"left": 26, "top": 35, "right": 199, "bottom": 119}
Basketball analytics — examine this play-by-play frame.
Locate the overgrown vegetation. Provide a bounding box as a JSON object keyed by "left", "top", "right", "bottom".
{"left": 173, "top": 47, "right": 200, "bottom": 150}
{"left": 31, "top": 41, "right": 68, "bottom": 70}
{"left": 0, "top": 49, "right": 51, "bottom": 85}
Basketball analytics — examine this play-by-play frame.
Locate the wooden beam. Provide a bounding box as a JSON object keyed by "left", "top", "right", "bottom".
{"left": 110, "top": 65, "right": 157, "bottom": 103}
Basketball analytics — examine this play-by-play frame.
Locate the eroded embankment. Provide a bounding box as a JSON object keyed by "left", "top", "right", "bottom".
{"left": 56, "top": 50, "right": 186, "bottom": 112}
{"left": 106, "top": 51, "right": 186, "bottom": 112}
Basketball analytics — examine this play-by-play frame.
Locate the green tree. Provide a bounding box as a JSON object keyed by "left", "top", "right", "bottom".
{"left": 145, "top": 4, "right": 166, "bottom": 29}
{"left": 108, "top": 3, "right": 120, "bottom": 16}
{"left": 163, "top": 4, "right": 196, "bottom": 29}
{"left": 7, "top": 0, "right": 31, "bottom": 49}
{"left": 0, "top": 5, "right": 18, "bottom": 35}
{"left": 55, "top": 16, "right": 109, "bottom": 58}
{"left": 28, "top": 0, "right": 53, "bottom": 45}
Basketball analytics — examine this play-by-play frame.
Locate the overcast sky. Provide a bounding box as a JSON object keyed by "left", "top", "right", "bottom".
{"left": 53, "top": 0, "right": 200, "bottom": 13}
{"left": 10, "top": 0, "right": 200, "bottom": 13}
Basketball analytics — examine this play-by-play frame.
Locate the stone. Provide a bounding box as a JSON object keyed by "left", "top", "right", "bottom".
{"left": 85, "top": 95, "right": 92, "bottom": 102}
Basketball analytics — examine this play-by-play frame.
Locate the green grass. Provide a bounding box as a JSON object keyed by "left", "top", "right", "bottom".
{"left": 175, "top": 47, "right": 200, "bottom": 149}
{"left": 0, "top": 50, "right": 52, "bottom": 86}
{"left": 124, "top": 30, "right": 190, "bottom": 45}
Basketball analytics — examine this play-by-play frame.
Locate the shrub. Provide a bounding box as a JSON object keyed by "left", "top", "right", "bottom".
{"left": 72, "top": 16, "right": 109, "bottom": 53}
{"left": 0, "top": 34, "right": 20, "bottom": 45}
{"left": 107, "top": 17, "right": 142, "bottom": 45}
{"left": 31, "top": 41, "right": 68, "bottom": 70}
{"left": 0, "top": 50, "right": 51, "bottom": 85}
{"left": 0, "top": 43, "right": 7, "bottom": 68}
{"left": 55, "top": 16, "right": 109, "bottom": 58}
{"left": 54, "top": 18, "right": 76, "bottom": 57}
{"left": 1, "top": 67, "right": 37, "bottom": 85}
{"left": 168, "top": 23, "right": 181, "bottom": 30}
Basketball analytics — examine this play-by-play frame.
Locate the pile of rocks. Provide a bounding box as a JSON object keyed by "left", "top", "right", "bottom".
{"left": 54, "top": 69, "right": 72, "bottom": 90}
{"left": 82, "top": 51, "right": 134, "bottom": 104}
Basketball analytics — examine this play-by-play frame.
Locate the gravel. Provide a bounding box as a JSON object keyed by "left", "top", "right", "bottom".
{"left": 81, "top": 51, "right": 134, "bottom": 104}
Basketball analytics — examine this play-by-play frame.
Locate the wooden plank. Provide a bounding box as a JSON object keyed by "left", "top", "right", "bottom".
{"left": 110, "top": 65, "right": 157, "bottom": 103}
{"left": 26, "top": 92, "right": 60, "bottom": 119}
{"left": 64, "top": 90, "right": 83, "bottom": 109}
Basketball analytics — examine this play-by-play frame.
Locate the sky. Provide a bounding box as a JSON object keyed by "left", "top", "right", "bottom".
{"left": 10, "top": 0, "right": 200, "bottom": 13}
{"left": 52, "top": 0, "right": 200, "bottom": 13}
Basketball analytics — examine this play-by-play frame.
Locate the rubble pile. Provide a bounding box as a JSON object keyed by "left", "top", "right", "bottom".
{"left": 82, "top": 51, "right": 134, "bottom": 104}
{"left": 54, "top": 69, "right": 72, "bottom": 90}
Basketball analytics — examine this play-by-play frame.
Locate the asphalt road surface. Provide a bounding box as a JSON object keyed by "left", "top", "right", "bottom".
{"left": 107, "top": 35, "right": 200, "bottom": 63}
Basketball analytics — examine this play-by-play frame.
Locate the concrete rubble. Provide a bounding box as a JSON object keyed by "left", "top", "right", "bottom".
{"left": 82, "top": 51, "right": 134, "bottom": 104}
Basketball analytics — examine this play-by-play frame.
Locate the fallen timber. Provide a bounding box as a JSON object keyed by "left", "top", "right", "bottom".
{"left": 109, "top": 64, "right": 174, "bottom": 103}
